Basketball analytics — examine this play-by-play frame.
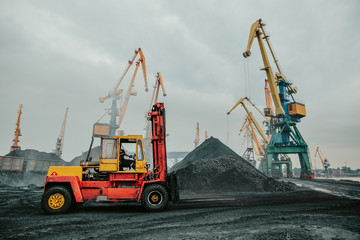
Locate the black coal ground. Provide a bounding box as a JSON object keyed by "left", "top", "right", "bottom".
{"left": 0, "top": 183, "right": 359, "bottom": 239}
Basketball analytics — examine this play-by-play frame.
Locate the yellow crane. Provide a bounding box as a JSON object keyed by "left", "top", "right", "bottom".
{"left": 10, "top": 104, "right": 23, "bottom": 151}
{"left": 98, "top": 48, "right": 148, "bottom": 137}
{"left": 117, "top": 58, "right": 147, "bottom": 128}
{"left": 243, "top": 19, "right": 299, "bottom": 116}
{"left": 315, "top": 147, "right": 330, "bottom": 172}
{"left": 99, "top": 48, "right": 148, "bottom": 103}
{"left": 242, "top": 19, "right": 310, "bottom": 178}
{"left": 243, "top": 19, "right": 284, "bottom": 116}
{"left": 227, "top": 97, "right": 268, "bottom": 143}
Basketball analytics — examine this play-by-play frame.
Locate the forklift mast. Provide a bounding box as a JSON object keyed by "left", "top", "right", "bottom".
{"left": 149, "top": 102, "right": 167, "bottom": 182}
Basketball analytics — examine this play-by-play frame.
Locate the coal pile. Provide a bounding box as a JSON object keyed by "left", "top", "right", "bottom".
{"left": 170, "top": 137, "right": 298, "bottom": 193}
{"left": 67, "top": 146, "right": 100, "bottom": 166}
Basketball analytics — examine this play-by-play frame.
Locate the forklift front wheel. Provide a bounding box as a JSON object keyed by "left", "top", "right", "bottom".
{"left": 41, "top": 185, "right": 73, "bottom": 214}
{"left": 141, "top": 184, "right": 168, "bottom": 212}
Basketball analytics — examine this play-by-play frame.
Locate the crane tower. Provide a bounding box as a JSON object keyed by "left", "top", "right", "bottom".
{"left": 53, "top": 107, "right": 68, "bottom": 157}
{"left": 10, "top": 104, "right": 23, "bottom": 152}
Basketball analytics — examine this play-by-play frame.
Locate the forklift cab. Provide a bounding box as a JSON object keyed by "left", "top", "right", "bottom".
{"left": 99, "top": 135, "right": 148, "bottom": 173}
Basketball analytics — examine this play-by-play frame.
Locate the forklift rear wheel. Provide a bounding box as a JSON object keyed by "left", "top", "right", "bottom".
{"left": 41, "top": 185, "right": 73, "bottom": 214}
{"left": 141, "top": 184, "right": 168, "bottom": 212}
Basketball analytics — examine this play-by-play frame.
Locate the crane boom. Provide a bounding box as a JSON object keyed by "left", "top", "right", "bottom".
{"left": 248, "top": 121, "right": 265, "bottom": 155}
{"left": 117, "top": 59, "right": 141, "bottom": 128}
{"left": 111, "top": 48, "right": 148, "bottom": 96}
{"left": 147, "top": 73, "right": 167, "bottom": 115}
{"left": 315, "top": 147, "right": 330, "bottom": 169}
{"left": 10, "top": 104, "right": 23, "bottom": 152}
{"left": 243, "top": 19, "right": 285, "bottom": 116}
{"left": 227, "top": 97, "right": 268, "bottom": 143}
{"left": 98, "top": 48, "right": 148, "bottom": 137}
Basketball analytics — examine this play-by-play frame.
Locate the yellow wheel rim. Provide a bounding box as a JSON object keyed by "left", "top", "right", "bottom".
{"left": 48, "top": 193, "right": 65, "bottom": 210}
{"left": 151, "top": 195, "right": 159, "bottom": 203}
{"left": 148, "top": 191, "right": 162, "bottom": 206}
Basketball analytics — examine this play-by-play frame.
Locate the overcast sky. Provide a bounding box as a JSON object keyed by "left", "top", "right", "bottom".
{"left": 1, "top": 0, "right": 359, "bottom": 169}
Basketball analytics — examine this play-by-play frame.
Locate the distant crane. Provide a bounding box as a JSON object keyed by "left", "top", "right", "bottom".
{"left": 98, "top": 48, "right": 148, "bottom": 137}
{"left": 239, "top": 115, "right": 266, "bottom": 156}
{"left": 194, "top": 122, "right": 200, "bottom": 148}
{"left": 144, "top": 73, "right": 167, "bottom": 164}
{"left": 53, "top": 107, "right": 68, "bottom": 157}
{"left": 205, "top": 131, "right": 208, "bottom": 140}
{"left": 315, "top": 147, "right": 330, "bottom": 172}
{"left": 10, "top": 104, "right": 23, "bottom": 152}
{"left": 239, "top": 116, "right": 263, "bottom": 166}
{"left": 227, "top": 97, "right": 268, "bottom": 143}
{"left": 144, "top": 72, "right": 167, "bottom": 140}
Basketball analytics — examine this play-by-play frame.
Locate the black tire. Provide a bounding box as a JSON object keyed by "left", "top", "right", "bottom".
{"left": 41, "top": 185, "right": 73, "bottom": 214}
{"left": 141, "top": 184, "right": 168, "bottom": 212}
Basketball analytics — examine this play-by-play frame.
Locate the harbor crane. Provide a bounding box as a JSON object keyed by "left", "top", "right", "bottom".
{"left": 10, "top": 104, "right": 23, "bottom": 152}
{"left": 242, "top": 19, "right": 313, "bottom": 179}
{"left": 315, "top": 147, "right": 330, "bottom": 172}
{"left": 53, "top": 107, "right": 68, "bottom": 157}
{"left": 97, "top": 48, "right": 148, "bottom": 137}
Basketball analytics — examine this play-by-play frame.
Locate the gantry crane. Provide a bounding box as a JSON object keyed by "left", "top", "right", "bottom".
{"left": 315, "top": 147, "right": 330, "bottom": 172}
{"left": 10, "top": 104, "right": 23, "bottom": 152}
{"left": 243, "top": 19, "right": 313, "bottom": 179}
{"left": 194, "top": 122, "right": 200, "bottom": 148}
{"left": 53, "top": 107, "right": 68, "bottom": 157}
{"left": 97, "top": 48, "right": 148, "bottom": 137}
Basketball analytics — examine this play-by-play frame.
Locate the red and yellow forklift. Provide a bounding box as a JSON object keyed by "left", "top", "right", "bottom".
{"left": 41, "top": 103, "right": 179, "bottom": 214}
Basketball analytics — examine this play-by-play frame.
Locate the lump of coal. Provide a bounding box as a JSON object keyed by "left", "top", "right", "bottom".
{"left": 169, "top": 137, "right": 297, "bottom": 193}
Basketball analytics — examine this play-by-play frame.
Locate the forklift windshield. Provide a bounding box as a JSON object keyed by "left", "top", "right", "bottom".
{"left": 101, "top": 138, "right": 118, "bottom": 159}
